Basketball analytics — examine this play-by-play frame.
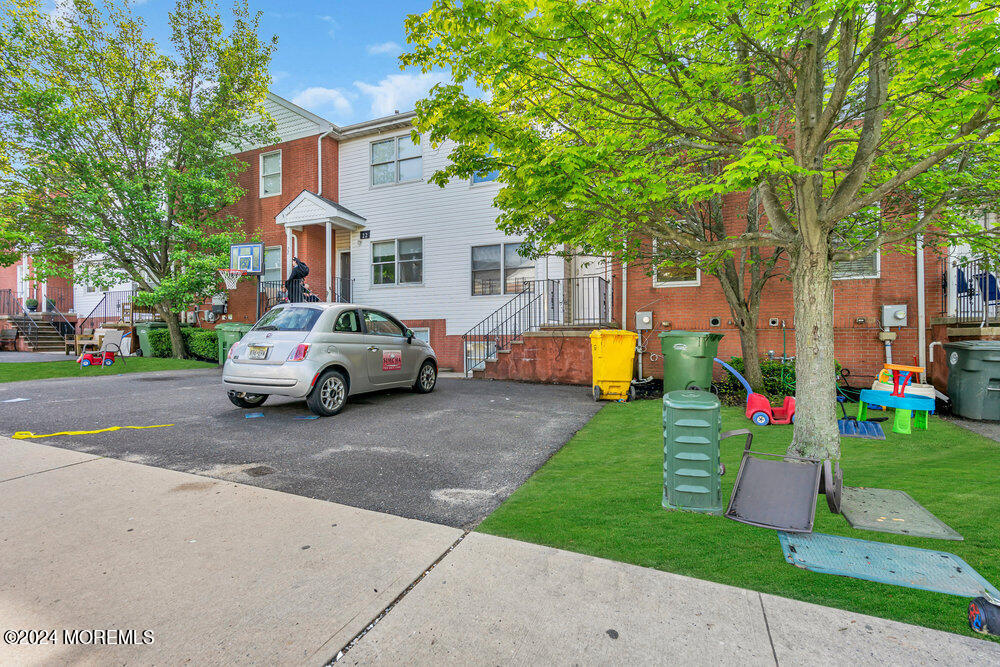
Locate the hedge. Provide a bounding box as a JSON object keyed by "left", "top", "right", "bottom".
{"left": 715, "top": 356, "right": 797, "bottom": 405}
{"left": 146, "top": 327, "right": 218, "bottom": 362}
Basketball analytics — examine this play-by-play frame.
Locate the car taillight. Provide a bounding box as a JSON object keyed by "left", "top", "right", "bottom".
{"left": 227, "top": 344, "right": 239, "bottom": 360}
{"left": 287, "top": 344, "right": 309, "bottom": 362}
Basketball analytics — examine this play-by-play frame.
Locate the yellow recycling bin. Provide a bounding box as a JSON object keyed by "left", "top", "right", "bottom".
{"left": 589, "top": 329, "right": 639, "bottom": 401}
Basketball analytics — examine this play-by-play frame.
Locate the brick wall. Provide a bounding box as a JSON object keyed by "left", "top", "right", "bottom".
{"left": 621, "top": 203, "right": 945, "bottom": 382}
{"left": 399, "top": 318, "right": 463, "bottom": 371}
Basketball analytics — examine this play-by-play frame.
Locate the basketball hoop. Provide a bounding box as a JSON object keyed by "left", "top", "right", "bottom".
{"left": 219, "top": 268, "right": 246, "bottom": 290}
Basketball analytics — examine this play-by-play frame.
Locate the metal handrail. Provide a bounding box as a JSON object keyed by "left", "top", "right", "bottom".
{"left": 951, "top": 255, "right": 1000, "bottom": 326}
{"left": 461, "top": 276, "right": 614, "bottom": 373}
{"left": 77, "top": 293, "right": 108, "bottom": 335}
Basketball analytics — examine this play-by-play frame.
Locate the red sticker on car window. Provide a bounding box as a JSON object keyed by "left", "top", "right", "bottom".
{"left": 382, "top": 349, "right": 402, "bottom": 371}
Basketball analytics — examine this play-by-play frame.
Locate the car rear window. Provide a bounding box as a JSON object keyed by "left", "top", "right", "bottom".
{"left": 252, "top": 306, "right": 322, "bottom": 332}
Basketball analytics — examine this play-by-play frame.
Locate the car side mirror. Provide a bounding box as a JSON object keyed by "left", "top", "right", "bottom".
{"left": 405, "top": 329, "right": 414, "bottom": 343}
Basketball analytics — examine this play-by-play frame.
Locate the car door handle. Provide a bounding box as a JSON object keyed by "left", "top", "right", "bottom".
{"left": 368, "top": 346, "right": 379, "bottom": 352}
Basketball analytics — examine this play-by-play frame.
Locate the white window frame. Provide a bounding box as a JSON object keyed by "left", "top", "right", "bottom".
{"left": 651, "top": 239, "right": 700, "bottom": 288}
{"left": 371, "top": 237, "right": 424, "bottom": 287}
{"left": 410, "top": 326, "right": 431, "bottom": 344}
{"left": 259, "top": 150, "right": 282, "bottom": 199}
{"left": 370, "top": 135, "right": 422, "bottom": 187}
{"left": 470, "top": 242, "right": 535, "bottom": 296}
{"left": 832, "top": 251, "right": 881, "bottom": 281}
{"left": 260, "top": 245, "right": 283, "bottom": 290}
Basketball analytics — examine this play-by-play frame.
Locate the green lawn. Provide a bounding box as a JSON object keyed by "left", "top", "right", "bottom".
{"left": 478, "top": 400, "right": 1000, "bottom": 639}
{"left": 0, "top": 357, "right": 215, "bottom": 383}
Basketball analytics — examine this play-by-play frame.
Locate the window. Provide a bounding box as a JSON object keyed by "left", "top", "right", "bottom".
{"left": 410, "top": 327, "right": 430, "bottom": 344}
{"left": 334, "top": 309, "right": 361, "bottom": 333}
{"left": 471, "top": 242, "right": 534, "bottom": 295}
{"left": 261, "top": 246, "right": 282, "bottom": 286}
{"left": 363, "top": 310, "right": 405, "bottom": 336}
{"left": 372, "top": 238, "right": 422, "bottom": 285}
{"left": 472, "top": 169, "right": 499, "bottom": 184}
{"left": 833, "top": 254, "right": 879, "bottom": 280}
{"left": 651, "top": 239, "right": 700, "bottom": 287}
{"left": 260, "top": 150, "right": 281, "bottom": 198}
{"left": 371, "top": 135, "right": 422, "bottom": 186}
{"left": 832, "top": 205, "right": 881, "bottom": 280}
{"left": 252, "top": 306, "right": 322, "bottom": 332}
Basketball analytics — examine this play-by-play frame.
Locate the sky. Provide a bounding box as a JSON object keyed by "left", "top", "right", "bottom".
{"left": 62, "top": 0, "right": 447, "bottom": 125}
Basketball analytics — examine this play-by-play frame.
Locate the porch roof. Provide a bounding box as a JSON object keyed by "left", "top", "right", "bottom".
{"left": 275, "top": 190, "right": 366, "bottom": 231}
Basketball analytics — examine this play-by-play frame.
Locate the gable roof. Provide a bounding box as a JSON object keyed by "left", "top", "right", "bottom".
{"left": 276, "top": 190, "right": 366, "bottom": 230}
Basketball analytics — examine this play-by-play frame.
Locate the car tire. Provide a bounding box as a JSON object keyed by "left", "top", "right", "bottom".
{"left": 228, "top": 391, "right": 268, "bottom": 409}
{"left": 413, "top": 360, "right": 437, "bottom": 394}
{"left": 307, "top": 369, "right": 348, "bottom": 416}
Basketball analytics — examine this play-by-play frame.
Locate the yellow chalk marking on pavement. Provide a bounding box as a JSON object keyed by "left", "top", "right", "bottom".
{"left": 12, "top": 424, "right": 174, "bottom": 439}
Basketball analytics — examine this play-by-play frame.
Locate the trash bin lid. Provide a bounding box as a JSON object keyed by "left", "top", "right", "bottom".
{"left": 658, "top": 330, "right": 724, "bottom": 340}
{"left": 943, "top": 340, "right": 1000, "bottom": 350}
{"left": 663, "top": 389, "right": 719, "bottom": 410}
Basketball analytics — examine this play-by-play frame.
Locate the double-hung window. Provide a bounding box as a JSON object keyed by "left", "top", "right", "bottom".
{"left": 372, "top": 238, "right": 423, "bottom": 286}
{"left": 832, "top": 205, "right": 881, "bottom": 280}
{"left": 371, "top": 135, "right": 422, "bottom": 186}
{"left": 651, "top": 239, "right": 700, "bottom": 287}
{"left": 471, "top": 242, "right": 534, "bottom": 295}
{"left": 260, "top": 150, "right": 281, "bottom": 198}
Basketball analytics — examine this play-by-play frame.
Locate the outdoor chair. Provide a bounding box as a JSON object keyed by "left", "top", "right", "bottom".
{"left": 78, "top": 329, "right": 128, "bottom": 367}
{"left": 0, "top": 328, "right": 16, "bottom": 351}
{"left": 74, "top": 328, "right": 108, "bottom": 356}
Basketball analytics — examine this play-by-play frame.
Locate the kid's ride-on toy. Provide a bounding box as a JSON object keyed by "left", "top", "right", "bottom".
{"left": 77, "top": 330, "right": 128, "bottom": 368}
{"left": 714, "top": 358, "right": 795, "bottom": 426}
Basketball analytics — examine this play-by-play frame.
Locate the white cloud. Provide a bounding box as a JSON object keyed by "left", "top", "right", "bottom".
{"left": 366, "top": 41, "right": 401, "bottom": 56}
{"left": 317, "top": 14, "right": 338, "bottom": 40}
{"left": 354, "top": 72, "right": 447, "bottom": 117}
{"left": 292, "top": 87, "right": 354, "bottom": 118}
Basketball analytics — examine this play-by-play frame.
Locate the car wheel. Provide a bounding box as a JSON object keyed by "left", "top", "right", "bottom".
{"left": 413, "top": 360, "right": 437, "bottom": 394}
{"left": 228, "top": 391, "right": 268, "bottom": 409}
{"left": 307, "top": 369, "right": 348, "bottom": 416}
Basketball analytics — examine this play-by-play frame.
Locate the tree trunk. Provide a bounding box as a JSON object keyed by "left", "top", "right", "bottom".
{"left": 788, "top": 244, "right": 840, "bottom": 460}
{"left": 737, "top": 316, "right": 764, "bottom": 390}
{"left": 158, "top": 306, "right": 187, "bottom": 359}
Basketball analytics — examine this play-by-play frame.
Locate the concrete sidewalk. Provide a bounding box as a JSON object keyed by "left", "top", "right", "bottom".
{"left": 2, "top": 437, "right": 997, "bottom": 665}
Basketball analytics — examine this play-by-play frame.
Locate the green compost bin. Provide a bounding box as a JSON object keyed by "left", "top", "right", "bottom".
{"left": 658, "top": 331, "right": 724, "bottom": 393}
{"left": 944, "top": 340, "right": 1000, "bottom": 420}
{"left": 663, "top": 390, "right": 723, "bottom": 515}
{"left": 216, "top": 322, "right": 252, "bottom": 365}
{"left": 134, "top": 321, "right": 169, "bottom": 358}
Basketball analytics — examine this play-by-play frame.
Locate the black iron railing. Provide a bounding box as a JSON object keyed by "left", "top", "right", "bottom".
{"left": 0, "top": 291, "right": 39, "bottom": 348}
{"left": 949, "top": 255, "right": 1000, "bottom": 326}
{"left": 76, "top": 290, "right": 156, "bottom": 334}
{"left": 462, "top": 276, "right": 614, "bottom": 373}
{"left": 258, "top": 278, "right": 355, "bottom": 316}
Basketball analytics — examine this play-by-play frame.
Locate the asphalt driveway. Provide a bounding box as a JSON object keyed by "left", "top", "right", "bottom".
{"left": 0, "top": 369, "right": 601, "bottom": 527}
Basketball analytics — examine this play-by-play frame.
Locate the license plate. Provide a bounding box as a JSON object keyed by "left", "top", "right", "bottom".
{"left": 247, "top": 345, "right": 270, "bottom": 360}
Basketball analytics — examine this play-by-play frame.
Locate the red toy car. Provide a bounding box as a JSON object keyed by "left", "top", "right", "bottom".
{"left": 747, "top": 393, "right": 795, "bottom": 425}
{"left": 79, "top": 350, "right": 116, "bottom": 367}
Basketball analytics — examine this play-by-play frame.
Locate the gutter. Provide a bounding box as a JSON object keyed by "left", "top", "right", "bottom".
{"left": 316, "top": 126, "right": 335, "bottom": 196}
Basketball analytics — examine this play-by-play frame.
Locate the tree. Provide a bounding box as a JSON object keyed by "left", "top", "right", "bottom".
{"left": 403, "top": 0, "right": 1000, "bottom": 458}
{"left": 0, "top": 0, "right": 276, "bottom": 357}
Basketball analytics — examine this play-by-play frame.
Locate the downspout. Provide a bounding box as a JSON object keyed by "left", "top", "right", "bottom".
{"left": 316, "top": 126, "right": 334, "bottom": 196}
{"left": 916, "top": 233, "right": 927, "bottom": 382}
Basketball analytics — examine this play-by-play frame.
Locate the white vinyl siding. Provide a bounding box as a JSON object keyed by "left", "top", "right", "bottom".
{"left": 339, "top": 130, "right": 561, "bottom": 336}
{"left": 260, "top": 150, "right": 281, "bottom": 198}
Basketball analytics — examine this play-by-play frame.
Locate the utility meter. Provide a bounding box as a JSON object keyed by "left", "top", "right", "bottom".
{"left": 635, "top": 311, "right": 653, "bottom": 330}
{"left": 881, "top": 304, "right": 907, "bottom": 328}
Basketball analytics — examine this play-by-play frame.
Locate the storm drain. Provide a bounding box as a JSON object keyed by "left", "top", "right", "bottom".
{"left": 244, "top": 465, "right": 275, "bottom": 477}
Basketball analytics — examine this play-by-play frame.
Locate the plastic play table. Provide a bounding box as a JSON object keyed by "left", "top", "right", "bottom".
{"left": 857, "top": 389, "right": 934, "bottom": 435}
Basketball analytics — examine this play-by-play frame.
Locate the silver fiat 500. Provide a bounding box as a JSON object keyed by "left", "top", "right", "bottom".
{"left": 223, "top": 303, "right": 438, "bottom": 416}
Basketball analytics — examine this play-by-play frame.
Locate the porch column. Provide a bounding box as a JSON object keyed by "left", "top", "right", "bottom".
{"left": 285, "top": 227, "right": 293, "bottom": 281}
{"left": 325, "top": 221, "right": 333, "bottom": 301}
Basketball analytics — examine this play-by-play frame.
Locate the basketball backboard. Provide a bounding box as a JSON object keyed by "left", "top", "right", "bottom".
{"left": 229, "top": 243, "right": 264, "bottom": 274}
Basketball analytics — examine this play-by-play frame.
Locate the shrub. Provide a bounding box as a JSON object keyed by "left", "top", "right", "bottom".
{"left": 24, "top": 298, "right": 38, "bottom": 309}
{"left": 187, "top": 329, "right": 218, "bottom": 362}
{"left": 145, "top": 326, "right": 216, "bottom": 361}
{"left": 715, "top": 357, "right": 797, "bottom": 406}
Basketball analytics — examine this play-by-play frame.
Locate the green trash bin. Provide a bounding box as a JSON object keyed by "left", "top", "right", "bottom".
{"left": 944, "top": 340, "right": 1000, "bottom": 420}
{"left": 658, "top": 331, "right": 724, "bottom": 393}
{"left": 216, "top": 322, "right": 252, "bottom": 364}
{"left": 663, "top": 390, "right": 723, "bottom": 515}
{"left": 134, "top": 321, "right": 169, "bottom": 358}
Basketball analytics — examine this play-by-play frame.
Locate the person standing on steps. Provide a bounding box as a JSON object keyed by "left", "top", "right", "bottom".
{"left": 285, "top": 257, "right": 309, "bottom": 303}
